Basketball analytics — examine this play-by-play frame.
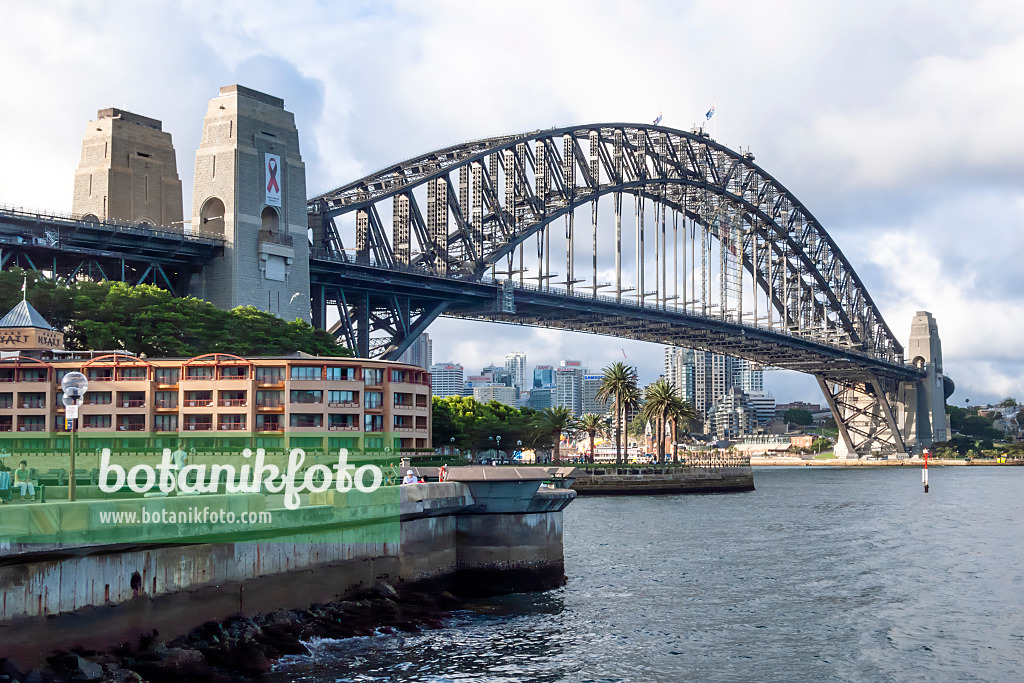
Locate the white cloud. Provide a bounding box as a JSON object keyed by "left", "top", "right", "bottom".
{"left": 1, "top": 0, "right": 1022, "bottom": 405}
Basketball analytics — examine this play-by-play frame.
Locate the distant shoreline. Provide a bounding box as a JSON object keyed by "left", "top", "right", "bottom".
{"left": 751, "top": 457, "right": 1022, "bottom": 467}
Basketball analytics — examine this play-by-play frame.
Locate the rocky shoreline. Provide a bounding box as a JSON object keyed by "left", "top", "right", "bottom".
{"left": 0, "top": 581, "right": 466, "bottom": 683}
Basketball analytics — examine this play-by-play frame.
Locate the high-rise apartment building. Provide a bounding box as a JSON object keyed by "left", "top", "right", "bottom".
{"left": 745, "top": 390, "right": 776, "bottom": 425}
{"left": 473, "top": 384, "right": 516, "bottom": 407}
{"left": 664, "top": 346, "right": 764, "bottom": 430}
{"left": 533, "top": 365, "right": 555, "bottom": 388}
{"left": 708, "top": 387, "right": 759, "bottom": 439}
{"left": 397, "top": 333, "right": 432, "bottom": 371}
{"left": 555, "top": 361, "right": 585, "bottom": 416}
{"left": 429, "top": 362, "right": 464, "bottom": 397}
{"left": 582, "top": 374, "right": 608, "bottom": 415}
{"left": 555, "top": 367, "right": 582, "bottom": 416}
{"left": 504, "top": 352, "right": 527, "bottom": 389}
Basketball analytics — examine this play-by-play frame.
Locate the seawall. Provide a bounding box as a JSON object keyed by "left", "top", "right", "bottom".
{"left": 571, "top": 465, "right": 755, "bottom": 495}
{"left": 0, "top": 467, "right": 574, "bottom": 667}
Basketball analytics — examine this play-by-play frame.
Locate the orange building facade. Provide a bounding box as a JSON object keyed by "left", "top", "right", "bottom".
{"left": 0, "top": 352, "right": 432, "bottom": 457}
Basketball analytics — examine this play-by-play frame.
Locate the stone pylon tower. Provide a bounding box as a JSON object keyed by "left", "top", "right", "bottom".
{"left": 72, "top": 109, "right": 183, "bottom": 227}
{"left": 190, "top": 85, "right": 310, "bottom": 322}
{"left": 900, "top": 311, "right": 950, "bottom": 449}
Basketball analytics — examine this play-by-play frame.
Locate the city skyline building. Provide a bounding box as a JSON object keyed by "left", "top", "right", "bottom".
{"left": 473, "top": 384, "right": 516, "bottom": 407}
{"left": 582, "top": 374, "right": 608, "bottom": 415}
{"left": 533, "top": 365, "right": 555, "bottom": 388}
{"left": 504, "top": 352, "right": 527, "bottom": 390}
{"left": 708, "top": 387, "right": 759, "bottom": 440}
{"left": 555, "top": 361, "right": 585, "bottom": 416}
{"left": 397, "top": 333, "right": 432, "bottom": 371}
{"left": 429, "top": 361, "right": 464, "bottom": 397}
{"left": 665, "top": 346, "right": 765, "bottom": 431}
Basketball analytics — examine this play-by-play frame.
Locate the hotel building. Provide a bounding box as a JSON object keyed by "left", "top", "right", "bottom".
{"left": 0, "top": 346, "right": 431, "bottom": 458}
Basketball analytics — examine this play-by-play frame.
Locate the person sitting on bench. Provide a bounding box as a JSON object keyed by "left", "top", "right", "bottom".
{"left": 14, "top": 460, "right": 36, "bottom": 501}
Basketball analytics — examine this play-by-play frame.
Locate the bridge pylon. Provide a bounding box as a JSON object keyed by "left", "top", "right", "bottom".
{"left": 899, "top": 311, "right": 952, "bottom": 451}
{"left": 190, "top": 85, "right": 310, "bottom": 322}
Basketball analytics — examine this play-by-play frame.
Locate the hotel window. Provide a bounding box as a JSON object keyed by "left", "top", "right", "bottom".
{"left": 256, "top": 390, "right": 282, "bottom": 407}
{"left": 364, "top": 391, "right": 383, "bottom": 409}
{"left": 19, "top": 393, "right": 46, "bottom": 409}
{"left": 85, "top": 391, "right": 112, "bottom": 405}
{"left": 256, "top": 415, "right": 282, "bottom": 431}
{"left": 219, "top": 365, "right": 249, "bottom": 380}
{"left": 55, "top": 369, "right": 75, "bottom": 383}
{"left": 290, "top": 366, "right": 322, "bottom": 381}
{"left": 363, "top": 368, "right": 384, "bottom": 385}
{"left": 219, "top": 415, "right": 246, "bottom": 430}
{"left": 87, "top": 368, "right": 113, "bottom": 381}
{"left": 328, "top": 390, "right": 356, "bottom": 405}
{"left": 364, "top": 436, "right": 384, "bottom": 449}
{"left": 155, "top": 368, "right": 179, "bottom": 385}
{"left": 84, "top": 415, "right": 111, "bottom": 429}
{"left": 290, "top": 389, "right": 323, "bottom": 404}
{"left": 0, "top": 392, "right": 11, "bottom": 409}
{"left": 364, "top": 414, "right": 384, "bottom": 432}
{"left": 154, "top": 415, "right": 178, "bottom": 432}
{"left": 184, "top": 366, "right": 214, "bottom": 380}
{"left": 390, "top": 370, "right": 406, "bottom": 383}
{"left": 19, "top": 369, "right": 47, "bottom": 382}
{"left": 154, "top": 391, "right": 177, "bottom": 409}
{"left": 326, "top": 366, "right": 357, "bottom": 381}
{"left": 118, "top": 367, "right": 147, "bottom": 381}
{"left": 290, "top": 414, "right": 322, "bottom": 428}
{"left": 17, "top": 415, "right": 46, "bottom": 431}
{"left": 328, "top": 436, "right": 359, "bottom": 450}
{"left": 256, "top": 367, "right": 285, "bottom": 384}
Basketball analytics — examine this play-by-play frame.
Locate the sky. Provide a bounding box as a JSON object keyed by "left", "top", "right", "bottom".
{"left": 2, "top": 0, "right": 1023, "bottom": 405}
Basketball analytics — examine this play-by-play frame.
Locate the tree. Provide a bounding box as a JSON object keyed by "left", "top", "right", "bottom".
{"left": 0, "top": 269, "right": 351, "bottom": 357}
{"left": 999, "top": 397, "right": 1019, "bottom": 408}
{"left": 784, "top": 408, "right": 815, "bottom": 426}
{"left": 947, "top": 405, "right": 967, "bottom": 433}
{"left": 576, "top": 413, "right": 608, "bottom": 464}
{"left": 596, "top": 362, "right": 640, "bottom": 464}
{"left": 961, "top": 415, "right": 995, "bottom": 437}
{"left": 538, "top": 407, "right": 575, "bottom": 464}
{"left": 639, "top": 379, "right": 695, "bottom": 464}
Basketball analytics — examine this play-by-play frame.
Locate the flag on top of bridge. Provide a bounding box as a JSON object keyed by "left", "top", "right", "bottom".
{"left": 653, "top": 112, "right": 663, "bottom": 125}
{"left": 706, "top": 105, "right": 716, "bottom": 120}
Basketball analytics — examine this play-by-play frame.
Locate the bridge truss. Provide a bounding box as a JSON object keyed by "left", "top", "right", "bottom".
{"left": 309, "top": 124, "right": 920, "bottom": 456}
{"left": 0, "top": 205, "right": 223, "bottom": 296}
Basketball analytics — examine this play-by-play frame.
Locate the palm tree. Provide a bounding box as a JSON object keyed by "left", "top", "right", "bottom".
{"left": 538, "top": 406, "right": 574, "bottom": 464}
{"left": 639, "top": 379, "right": 696, "bottom": 464}
{"left": 576, "top": 413, "right": 608, "bottom": 464}
{"left": 596, "top": 362, "right": 640, "bottom": 464}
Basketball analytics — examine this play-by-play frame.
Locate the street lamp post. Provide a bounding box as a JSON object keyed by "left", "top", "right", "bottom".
{"left": 60, "top": 372, "right": 89, "bottom": 502}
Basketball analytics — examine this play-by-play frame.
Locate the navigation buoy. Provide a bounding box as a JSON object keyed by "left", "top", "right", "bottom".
{"left": 922, "top": 448, "right": 930, "bottom": 493}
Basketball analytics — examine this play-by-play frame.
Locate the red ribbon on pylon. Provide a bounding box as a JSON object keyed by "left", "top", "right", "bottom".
{"left": 267, "top": 158, "right": 280, "bottom": 193}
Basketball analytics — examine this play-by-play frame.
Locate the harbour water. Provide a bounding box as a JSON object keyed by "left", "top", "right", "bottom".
{"left": 270, "top": 466, "right": 1024, "bottom": 681}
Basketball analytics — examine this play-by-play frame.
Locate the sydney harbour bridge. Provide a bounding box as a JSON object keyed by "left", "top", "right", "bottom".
{"left": 0, "top": 119, "right": 949, "bottom": 458}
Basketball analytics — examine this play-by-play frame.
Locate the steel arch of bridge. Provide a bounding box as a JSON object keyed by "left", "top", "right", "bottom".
{"left": 310, "top": 124, "right": 916, "bottom": 456}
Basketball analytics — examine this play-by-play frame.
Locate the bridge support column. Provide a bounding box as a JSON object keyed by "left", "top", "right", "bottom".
{"left": 899, "top": 311, "right": 951, "bottom": 451}
{"left": 817, "top": 375, "right": 907, "bottom": 459}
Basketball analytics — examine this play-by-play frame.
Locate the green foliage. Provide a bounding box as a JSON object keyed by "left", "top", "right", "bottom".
{"left": 998, "top": 397, "right": 1019, "bottom": 408}
{"left": 537, "top": 406, "right": 575, "bottom": 464}
{"left": 596, "top": 361, "right": 640, "bottom": 464}
{"left": 431, "top": 395, "right": 544, "bottom": 457}
{"left": 960, "top": 415, "right": 1001, "bottom": 440}
{"left": 783, "top": 408, "right": 815, "bottom": 426}
{"left": 575, "top": 413, "right": 609, "bottom": 464}
{"left": 638, "top": 378, "right": 697, "bottom": 463}
{"left": 0, "top": 268, "right": 350, "bottom": 357}
{"left": 946, "top": 405, "right": 967, "bottom": 432}
{"left": 810, "top": 437, "right": 832, "bottom": 452}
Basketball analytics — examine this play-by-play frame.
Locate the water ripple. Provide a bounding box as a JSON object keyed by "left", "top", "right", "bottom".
{"left": 270, "top": 467, "right": 1024, "bottom": 682}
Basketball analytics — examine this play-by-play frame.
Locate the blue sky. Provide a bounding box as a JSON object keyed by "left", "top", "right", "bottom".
{"left": 2, "top": 0, "right": 1023, "bottom": 404}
